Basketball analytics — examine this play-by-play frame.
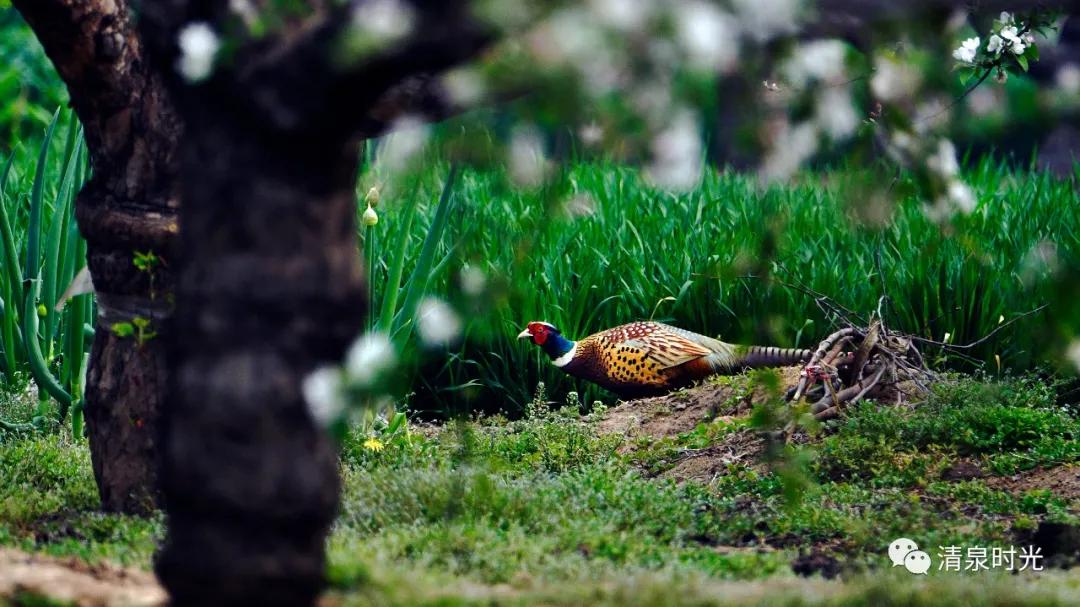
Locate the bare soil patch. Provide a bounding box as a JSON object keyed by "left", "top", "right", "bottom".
{"left": 596, "top": 368, "right": 805, "bottom": 483}
{"left": 0, "top": 548, "right": 165, "bottom": 607}
{"left": 986, "top": 465, "right": 1080, "bottom": 501}
{"left": 597, "top": 367, "right": 802, "bottom": 440}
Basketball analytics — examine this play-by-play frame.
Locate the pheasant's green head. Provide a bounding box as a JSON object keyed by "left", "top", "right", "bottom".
{"left": 517, "top": 321, "right": 576, "bottom": 362}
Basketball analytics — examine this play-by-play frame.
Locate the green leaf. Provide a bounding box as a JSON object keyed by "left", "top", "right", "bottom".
{"left": 111, "top": 322, "right": 135, "bottom": 338}
{"left": 26, "top": 109, "right": 62, "bottom": 282}
{"left": 390, "top": 165, "right": 459, "bottom": 343}
{"left": 1015, "top": 54, "right": 1029, "bottom": 72}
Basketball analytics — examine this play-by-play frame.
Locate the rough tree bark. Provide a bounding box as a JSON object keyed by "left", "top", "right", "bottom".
{"left": 11, "top": 0, "right": 181, "bottom": 514}
{"left": 134, "top": 2, "right": 491, "bottom": 604}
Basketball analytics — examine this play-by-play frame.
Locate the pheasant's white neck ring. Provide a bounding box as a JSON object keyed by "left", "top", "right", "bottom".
{"left": 551, "top": 343, "right": 577, "bottom": 367}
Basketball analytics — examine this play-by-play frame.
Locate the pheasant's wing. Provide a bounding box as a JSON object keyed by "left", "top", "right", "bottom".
{"left": 622, "top": 331, "right": 712, "bottom": 369}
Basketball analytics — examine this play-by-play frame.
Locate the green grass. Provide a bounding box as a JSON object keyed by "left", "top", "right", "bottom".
{"left": 6, "top": 374, "right": 1079, "bottom": 606}
{"left": 364, "top": 160, "right": 1080, "bottom": 416}
{"left": 817, "top": 375, "right": 1080, "bottom": 482}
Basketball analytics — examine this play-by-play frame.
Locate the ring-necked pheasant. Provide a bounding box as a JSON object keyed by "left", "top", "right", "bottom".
{"left": 517, "top": 321, "right": 811, "bottom": 399}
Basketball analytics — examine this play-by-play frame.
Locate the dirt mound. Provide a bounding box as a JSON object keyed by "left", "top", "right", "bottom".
{"left": 597, "top": 368, "right": 804, "bottom": 483}
{"left": 597, "top": 367, "right": 802, "bottom": 439}
{"left": 986, "top": 465, "right": 1080, "bottom": 501}
{"left": 0, "top": 548, "right": 165, "bottom": 607}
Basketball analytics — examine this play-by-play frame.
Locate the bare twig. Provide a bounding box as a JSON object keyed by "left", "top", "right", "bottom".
{"left": 910, "top": 304, "right": 1047, "bottom": 350}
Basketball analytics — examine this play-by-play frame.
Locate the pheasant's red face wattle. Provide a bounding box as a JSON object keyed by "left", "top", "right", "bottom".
{"left": 527, "top": 322, "right": 549, "bottom": 345}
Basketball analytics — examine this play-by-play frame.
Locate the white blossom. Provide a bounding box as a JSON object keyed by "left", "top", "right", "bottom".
{"left": 1019, "top": 240, "right": 1060, "bottom": 286}
{"left": 987, "top": 35, "right": 1004, "bottom": 55}
{"left": 952, "top": 37, "right": 980, "bottom": 63}
{"left": 442, "top": 68, "right": 486, "bottom": 107}
{"left": 967, "top": 86, "right": 1002, "bottom": 117}
{"left": 459, "top": 266, "right": 487, "bottom": 297}
{"left": 675, "top": 1, "right": 738, "bottom": 72}
{"left": 760, "top": 121, "right": 818, "bottom": 182}
{"left": 509, "top": 126, "right": 548, "bottom": 187}
{"left": 999, "top": 11, "right": 1014, "bottom": 25}
{"left": 784, "top": 39, "right": 847, "bottom": 87}
{"left": 176, "top": 23, "right": 220, "bottom": 83}
{"left": 732, "top": 0, "right": 800, "bottom": 42}
{"left": 416, "top": 297, "right": 463, "bottom": 347}
{"left": 815, "top": 86, "right": 859, "bottom": 139}
{"left": 229, "top": 0, "right": 258, "bottom": 26}
{"left": 345, "top": 332, "right": 396, "bottom": 388}
{"left": 589, "top": 0, "right": 652, "bottom": 32}
{"left": 302, "top": 367, "right": 345, "bottom": 427}
{"left": 1057, "top": 63, "right": 1080, "bottom": 95}
{"left": 351, "top": 0, "right": 415, "bottom": 46}
{"left": 871, "top": 56, "right": 922, "bottom": 103}
{"left": 946, "top": 179, "right": 976, "bottom": 214}
{"left": 1067, "top": 340, "right": 1080, "bottom": 373}
{"left": 376, "top": 116, "right": 429, "bottom": 173}
{"left": 563, "top": 193, "right": 597, "bottom": 218}
{"left": 631, "top": 82, "right": 674, "bottom": 124}
{"left": 1000, "top": 26, "right": 1026, "bottom": 55}
{"left": 926, "top": 139, "right": 960, "bottom": 178}
{"left": 913, "top": 97, "right": 950, "bottom": 134}
{"left": 926, "top": 177, "right": 976, "bottom": 222}
{"left": 645, "top": 110, "right": 703, "bottom": 191}
{"left": 533, "top": 9, "right": 605, "bottom": 66}
{"left": 579, "top": 122, "right": 604, "bottom": 146}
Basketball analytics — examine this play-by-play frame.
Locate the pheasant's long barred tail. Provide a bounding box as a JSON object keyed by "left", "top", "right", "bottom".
{"left": 737, "top": 346, "right": 813, "bottom": 370}
{"left": 519, "top": 320, "right": 813, "bottom": 400}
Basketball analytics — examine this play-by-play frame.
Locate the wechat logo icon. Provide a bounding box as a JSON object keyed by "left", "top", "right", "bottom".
{"left": 889, "top": 538, "right": 931, "bottom": 575}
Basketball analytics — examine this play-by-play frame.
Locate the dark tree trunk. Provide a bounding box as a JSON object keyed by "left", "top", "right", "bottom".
{"left": 133, "top": 2, "right": 492, "bottom": 602}
{"left": 12, "top": 0, "right": 181, "bottom": 514}
{"left": 154, "top": 113, "right": 366, "bottom": 604}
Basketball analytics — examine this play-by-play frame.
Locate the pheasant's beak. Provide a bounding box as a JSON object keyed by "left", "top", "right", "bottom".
{"left": 517, "top": 329, "right": 532, "bottom": 340}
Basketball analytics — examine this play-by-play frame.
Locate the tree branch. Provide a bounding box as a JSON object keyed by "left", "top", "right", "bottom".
{"left": 138, "top": 0, "right": 494, "bottom": 139}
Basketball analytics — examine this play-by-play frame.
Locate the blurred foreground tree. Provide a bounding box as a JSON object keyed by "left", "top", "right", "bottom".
{"left": 139, "top": 3, "right": 489, "bottom": 604}
{"left": 12, "top": 0, "right": 489, "bottom": 603}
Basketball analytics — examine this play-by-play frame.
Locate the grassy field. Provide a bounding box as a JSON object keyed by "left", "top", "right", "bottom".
{"left": 1, "top": 102, "right": 1077, "bottom": 421}
{"left": 373, "top": 159, "right": 1079, "bottom": 415}
{"left": 3, "top": 369, "right": 1080, "bottom": 605}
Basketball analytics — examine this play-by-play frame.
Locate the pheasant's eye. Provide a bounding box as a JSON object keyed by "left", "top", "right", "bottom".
{"left": 529, "top": 324, "right": 548, "bottom": 344}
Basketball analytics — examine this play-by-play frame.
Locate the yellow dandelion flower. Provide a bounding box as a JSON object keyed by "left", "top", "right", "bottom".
{"left": 363, "top": 437, "right": 385, "bottom": 452}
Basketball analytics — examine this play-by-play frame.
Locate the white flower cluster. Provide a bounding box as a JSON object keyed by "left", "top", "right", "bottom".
{"left": 760, "top": 39, "right": 857, "bottom": 182}
{"left": 522, "top": 0, "right": 753, "bottom": 192}
{"left": 987, "top": 12, "right": 1033, "bottom": 56}
{"left": 953, "top": 11, "right": 1035, "bottom": 65}
{"left": 952, "top": 37, "right": 980, "bottom": 64}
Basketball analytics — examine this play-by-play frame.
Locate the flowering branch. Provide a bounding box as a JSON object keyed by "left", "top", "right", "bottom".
{"left": 952, "top": 10, "right": 1059, "bottom": 84}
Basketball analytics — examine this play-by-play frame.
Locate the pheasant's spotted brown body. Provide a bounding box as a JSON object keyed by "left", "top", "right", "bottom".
{"left": 519, "top": 320, "right": 811, "bottom": 399}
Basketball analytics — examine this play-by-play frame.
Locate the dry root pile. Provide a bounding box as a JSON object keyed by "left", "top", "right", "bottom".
{"left": 787, "top": 321, "right": 936, "bottom": 420}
